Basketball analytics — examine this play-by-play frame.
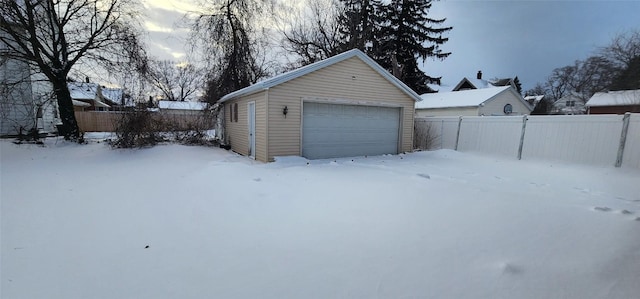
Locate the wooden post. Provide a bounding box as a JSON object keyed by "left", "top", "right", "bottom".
{"left": 615, "top": 112, "right": 631, "bottom": 167}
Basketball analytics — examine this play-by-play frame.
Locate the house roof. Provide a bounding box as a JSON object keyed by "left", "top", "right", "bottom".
{"left": 524, "top": 95, "right": 544, "bottom": 106}
{"left": 586, "top": 89, "right": 640, "bottom": 107}
{"left": 68, "top": 82, "right": 99, "bottom": 100}
{"left": 72, "top": 100, "right": 91, "bottom": 107}
{"left": 416, "top": 86, "right": 513, "bottom": 109}
{"left": 158, "top": 100, "right": 208, "bottom": 110}
{"left": 219, "top": 49, "right": 422, "bottom": 103}
{"left": 68, "top": 82, "right": 110, "bottom": 108}
{"left": 102, "top": 87, "right": 123, "bottom": 104}
{"left": 451, "top": 77, "right": 514, "bottom": 92}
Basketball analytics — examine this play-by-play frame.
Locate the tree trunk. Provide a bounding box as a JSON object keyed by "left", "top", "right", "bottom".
{"left": 52, "top": 77, "right": 80, "bottom": 140}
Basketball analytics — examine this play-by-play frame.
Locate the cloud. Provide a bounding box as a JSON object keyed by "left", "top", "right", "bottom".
{"left": 144, "top": 21, "right": 174, "bottom": 33}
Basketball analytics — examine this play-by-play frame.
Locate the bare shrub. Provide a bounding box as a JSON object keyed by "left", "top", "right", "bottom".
{"left": 414, "top": 119, "right": 440, "bottom": 150}
{"left": 110, "top": 109, "right": 164, "bottom": 148}
{"left": 110, "top": 109, "right": 217, "bottom": 148}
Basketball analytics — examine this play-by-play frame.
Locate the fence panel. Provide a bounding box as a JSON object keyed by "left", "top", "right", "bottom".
{"left": 457, "top": 116, "right": 524, "bottom": 157}
{"left": 622, "top": 114, "right": 640, "bottom": 169}
{"left": 74, "top": 111, "right": 216, "bottom": 132}
{"left": 414, "top": 117, "right": 459, "bottom": 150}
{"left": 522, "top": 115, "right": 624, "bottom": 166}
{"left": 75, "top": 111, "right": 122, "bottom": 132}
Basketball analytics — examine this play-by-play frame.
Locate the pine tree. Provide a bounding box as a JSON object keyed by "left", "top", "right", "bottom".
{"left": 513, "top": 76, "right": 523, "bottom": 95}
{"left": 338, "top": 0, "right": 383, "bottom": 54}
{"left": 375, "top": 0, "right": 452, "bottom": 94}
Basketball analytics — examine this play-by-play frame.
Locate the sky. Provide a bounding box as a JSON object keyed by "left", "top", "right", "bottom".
{"left": 141, "top": 0, "right": 640, "bottom": 92}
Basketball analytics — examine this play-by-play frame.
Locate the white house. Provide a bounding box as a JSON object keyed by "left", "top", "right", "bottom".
{"left": 158, "top": 100, "right": 208, "bottom": 115}
{"left": 68, "top": 82, "right": 110, "bottom": 111}
{"left": 1, "top": 31, "right": 58, "bottom": 135}
{"left": 551, "top": 93, "right": 586, "bottom": 115}
{"left": 416, "top": 86, "right": 531, "bottom": 117}
{"left": 451, "top": 71, "right": 518, "bottom": 91}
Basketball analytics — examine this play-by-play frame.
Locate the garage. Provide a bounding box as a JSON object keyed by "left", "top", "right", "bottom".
{"left": 218, "top": 49, "right": 419, "bottom": 162}
{"left": 302, "top": 102, "right": 400, "bottom": 159}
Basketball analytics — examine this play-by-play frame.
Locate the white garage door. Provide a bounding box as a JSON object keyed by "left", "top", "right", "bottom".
{"left": 302, "top": 102, "right": 400, "bottom": 159}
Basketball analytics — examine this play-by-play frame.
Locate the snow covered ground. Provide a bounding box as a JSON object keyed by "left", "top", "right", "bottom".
{"left": 2, "top": 138, "right": 639, "bottom": 298}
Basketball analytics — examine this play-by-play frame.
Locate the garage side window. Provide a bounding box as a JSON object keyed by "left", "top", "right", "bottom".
{"left": 234, "top": 103, "right": 238, "bottom": 122}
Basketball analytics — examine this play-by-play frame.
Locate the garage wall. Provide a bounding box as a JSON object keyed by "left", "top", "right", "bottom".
{"left": 266, "top": 56, "right": 415, "bottom": 161}
{"left": 225, "top": 91, "right": 267, "bottom": 161}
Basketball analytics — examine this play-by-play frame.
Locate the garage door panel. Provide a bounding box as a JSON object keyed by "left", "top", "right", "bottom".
{"left": 302, "top": 102, "right": 400, "bottom": 159}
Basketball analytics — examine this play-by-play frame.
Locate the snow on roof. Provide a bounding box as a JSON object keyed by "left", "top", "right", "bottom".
{"left": 416, "top": 86, "right": 511, "bottom": 109}
{"left": 102, "top": 87, "right": 123, "bottom": 103}
{"left": 68, "top": 82, "right": 99, "bottom": 100}
{"left": 158, "top": 100, "right": 208, "bottom": 110}
{"left": 586, "top": 89, "right": 640, "bottom": 107}
{"left": 219, "top": 49, "right": 422, "bottom": 103}
{"left": 72, "top": 100, "right": 90, "bottom": 107}
{"left": 524, "top": 95, "right": 544, "bottom": 105}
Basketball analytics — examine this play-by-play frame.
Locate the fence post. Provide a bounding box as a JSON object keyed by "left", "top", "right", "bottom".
{"left": 615, "top": 112, "right": 631, "bottom": 167}
{"left": 454, "top": 116, "right": 463, "bottom": 151}
{"left": 517, "top": 115, "right": 528, "bottom": 160}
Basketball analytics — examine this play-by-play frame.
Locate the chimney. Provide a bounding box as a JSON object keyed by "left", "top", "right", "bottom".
{"left": 477, "top": 71, "right": 482, "bottom": 80}
{"left": 85, "top": 76, "right": 90, "bottom": 83}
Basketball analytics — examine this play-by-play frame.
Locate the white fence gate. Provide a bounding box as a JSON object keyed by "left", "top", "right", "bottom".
{"left": 415, "top": 113, "right": 640, "bottom": 169}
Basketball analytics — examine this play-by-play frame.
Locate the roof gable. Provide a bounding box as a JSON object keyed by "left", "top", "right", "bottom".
{"left": 219, "top": 49, "right": 422, "bottom": 103}
{"left": 417, "top": 86, "right": 513, "bottom": 109}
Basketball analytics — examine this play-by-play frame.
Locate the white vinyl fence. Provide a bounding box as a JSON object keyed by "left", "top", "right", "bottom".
{"left": 415, "top": 113, "right": 640, "bottom": 169}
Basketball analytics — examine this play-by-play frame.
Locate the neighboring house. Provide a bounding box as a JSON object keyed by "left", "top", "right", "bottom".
{"left": 68, "top": 82, "right": 110, "bottom": 111}
{"left": 551, "top": 93, "right": 586, "bottom": 115}
{"left": 586, "top": 89, "right": 640, "bottom": 114}
{"left": 101, "top": 87, "right": 132, "bottom": 108}
{"left": 451, "top": 71, "right": 517, "bottom": 91}
{"left": 524, "top": 95, "right": 544, "bottom": 107}
{"left": 158, "top": 100, "right": 208, "bottom": 115}
{"left": 219, "top": 49, "right": 420, "bottom": 162}
{"left": 1, "top": 31, "right": 58, "bottom": 135}
{"left": 415, "top": 86, "right": 531, "bottom": 117}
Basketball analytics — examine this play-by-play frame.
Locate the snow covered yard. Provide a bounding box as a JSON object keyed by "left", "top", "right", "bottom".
{"left": 1, "top": 138, "right": 639, "bottom": 299}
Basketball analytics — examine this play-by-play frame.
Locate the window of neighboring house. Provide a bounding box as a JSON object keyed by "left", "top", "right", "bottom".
{"left": 566, "top": 100, "right": 575, "bottom": 107}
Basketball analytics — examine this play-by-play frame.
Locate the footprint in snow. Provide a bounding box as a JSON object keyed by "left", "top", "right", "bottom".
{"left": 417, "top": 173, "right": 431, "bottom": 179}
{"left": 619, "top": 209, "right": 633, "bottom": 215}
{"left": 594, "top": 206, "right": 611, "bottom": 212}
{"left": 253, "top": 178, "right": 261, "bottom": 182}
{"left": 500, "top": 262, "right": 523, "bottom": 275}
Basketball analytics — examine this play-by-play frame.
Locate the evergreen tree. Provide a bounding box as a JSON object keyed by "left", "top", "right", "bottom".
{"left": 375, "top": 0, "right": 451, "bottom": 94}
{"left": 513, "top": 76, "right": 523, "bottom": 95}
{"left": 337, "top": 0, "right": 383, "bottom": 54}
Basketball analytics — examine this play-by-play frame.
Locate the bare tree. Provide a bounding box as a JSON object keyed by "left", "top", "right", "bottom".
{"left": 0, "top": 0, "right": 146, "bottom": 140}
{"left": 277, "top": 0, "right": 344, "bottom": 68}
{"left": 189, "top": 0, "right": 273, "bottom": 103}
{"left": 599, "top": 29, "right": 640, "bottom": 70}
{"left": 146, "top": 60, "right": 203, "bottom": 102}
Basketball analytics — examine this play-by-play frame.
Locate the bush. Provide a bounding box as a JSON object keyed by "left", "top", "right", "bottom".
{"left": 414, "top": 120, "right": 440, "bottom": 150}
{"left": 110, "top": 109, "right": 164, "bottom": 148}
{"left": 110, "top": 108, "right": 218, "bottom": 148}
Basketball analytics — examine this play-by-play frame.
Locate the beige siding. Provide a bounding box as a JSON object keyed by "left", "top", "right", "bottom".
{"left": 415, "top": 107, "right": 479, "bottom": 117}
{"left": 266, "top": 57, "right": 415, "bottom": 161}
{"left": 479, "top": 90, "right": 531, "bottom": 116}
{"left": 225, "top": 91, "right": 267, "bottom": 160}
